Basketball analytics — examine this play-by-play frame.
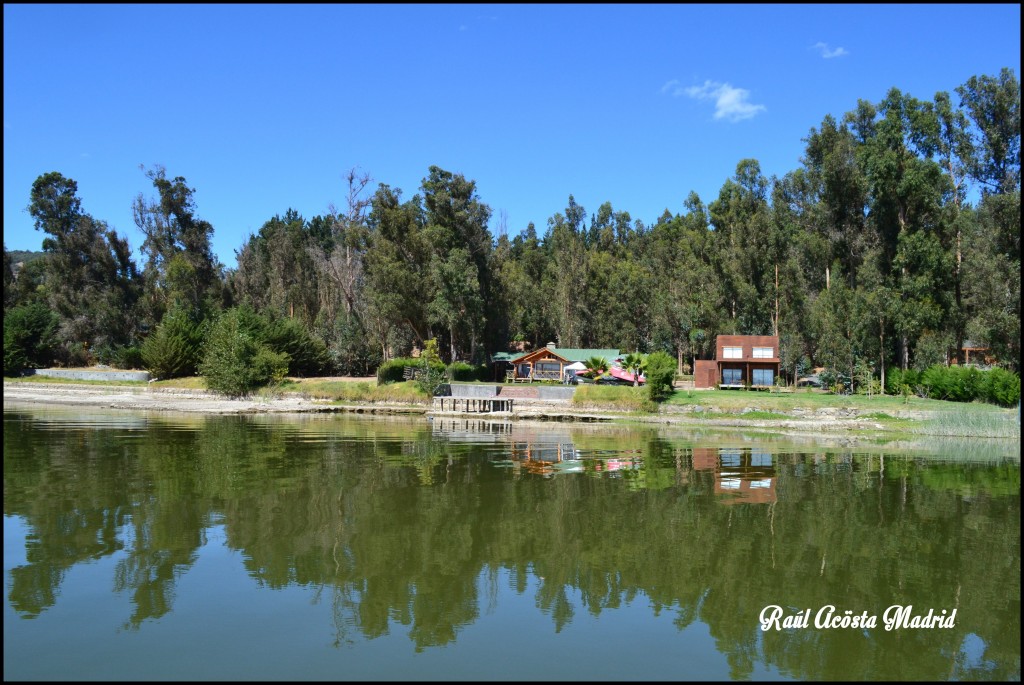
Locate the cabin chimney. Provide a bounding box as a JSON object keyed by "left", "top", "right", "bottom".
{"left": 546, "top": 342, "right": 556, "bottom": 351}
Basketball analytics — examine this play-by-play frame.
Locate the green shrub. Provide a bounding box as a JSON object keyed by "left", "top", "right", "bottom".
{"left": 93, "top": 344, "right": 146, "bottom": 370}
{"left": 263, "top": 316, "right": 332, "bottom": 377}
{"left": 202, "top": 306, "right": 332, "bottom": 378}
{"left": 321, "top": 312, "right": 381, "bottom": 376}
{"left": 979, "top": 367, "right": 1021, "bottom": 407}
{"left": 920, "top": 365, "right": 950, "bottom": 400}
{"left": 141, "top": 305, "right": 206, "bottom": 379}
{"left": 913, "top": 364, "right": 1019, "bottom": 407}
{"left": 4, "top": 345, "right": 29, "bottom": 376}
{"left": 414, "top": 339, "right": 448, "bottom": 396}
{"left": 376, "top": 357, "right": 447, "bottom": 385}
{"left": 114, "top": 346, "right": 145, "bottom": 370}
{"left": 645, "top": 351, "right": 676, "bottom": 403}
{"left": 885, "top": 368, "right": 903, "bottom": 395}
{"left": 3, "top": 302, "right": 58, "bottom": 376}
{"left": 447, "top": 361, "right": 484, "bottom": 382}
{"left": 56, "top": 341, "right": 92, "bottom": 368}
{"left": 377, "top": 357, "right": 417, "bottom": 384}
{"left": 820, "top": 368, "right": 851, "bottom": 395}
{"left": 200, "top": 308, "right": 290, "bottom": 397}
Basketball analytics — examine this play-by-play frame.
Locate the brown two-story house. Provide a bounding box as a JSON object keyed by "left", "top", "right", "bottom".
{"left": 694, "top": 335, "right": 780, "bottom": 389}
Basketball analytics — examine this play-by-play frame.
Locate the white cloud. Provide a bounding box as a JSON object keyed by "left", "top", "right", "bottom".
{"left": 680, "top": 80, "right": 766, "bottom": 122}
{"left": 660, "top": 79, "right": 685, "bottom": 96}
{"left": 813, "top": 42, "right": 848, "bottom": 59}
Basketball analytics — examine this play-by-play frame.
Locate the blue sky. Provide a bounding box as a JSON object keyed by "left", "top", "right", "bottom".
{"left": 4, "top": 4, "right": 1020, "bottom": 269}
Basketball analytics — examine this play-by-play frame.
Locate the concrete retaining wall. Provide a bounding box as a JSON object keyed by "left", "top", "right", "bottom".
{"left": 445, "top": 383, "right": 500, "bottom": 398}
{"left": 29, "top": 368, "right": 151, "bottom": 382}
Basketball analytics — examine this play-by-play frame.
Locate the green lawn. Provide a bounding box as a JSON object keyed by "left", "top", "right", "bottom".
{"left": 663, "top": 387, "right": 1008, "bottom": 414}
{"left": 572, "top": 385, "right": 656, "bottom": 412}
{"left": 279, "top": 379, "right": 430, "bottom": 404}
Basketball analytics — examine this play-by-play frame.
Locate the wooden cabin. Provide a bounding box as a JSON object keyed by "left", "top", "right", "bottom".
{"left": 955, "top": 340, "right": 995, "bottom": 366}
{"left": 694, "top": 335, "right": 781, "bottom": 389}
{"left": 504, "top": 343, "right": 620, "bottom": 383}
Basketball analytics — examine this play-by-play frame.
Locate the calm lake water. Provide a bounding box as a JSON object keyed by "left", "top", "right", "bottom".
{"left": 3, "top": 405, "right": 1020, "bottom": 681}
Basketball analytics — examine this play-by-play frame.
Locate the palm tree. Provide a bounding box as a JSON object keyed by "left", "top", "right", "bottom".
{"left": 583, "top": 356, "right": 609, "bottom": 381}
{"left": 621, "top": 352, "right": 647, "bottom": 387}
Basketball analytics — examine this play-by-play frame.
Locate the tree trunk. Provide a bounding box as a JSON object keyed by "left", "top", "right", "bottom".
{"left": 900, "top": 264, "right": 909, "bottom": 371}
{"left": 774, "top": 262, "right": 779, "bottom": 336}
{"left": 880, "top": 327, "right": 886, "bottom": 394}
{"left": 954, "top": 226, "right": 963, "bottom": 365}
{"left": 951, "top": 161, "right": 964, "bottom": 366}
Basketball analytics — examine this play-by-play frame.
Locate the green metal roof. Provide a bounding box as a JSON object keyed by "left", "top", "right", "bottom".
{"left": 507, "top": 348, "right": 621, "bottom": 363}
{"left": 554, "top": 348, "right": 621, "bottom": 362}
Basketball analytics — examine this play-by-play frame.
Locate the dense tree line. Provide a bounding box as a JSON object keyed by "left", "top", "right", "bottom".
{"left": 4, "top": 69, "right": 1020, "bottom": 390}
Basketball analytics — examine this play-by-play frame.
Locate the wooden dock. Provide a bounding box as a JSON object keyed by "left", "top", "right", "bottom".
{"left": 433, "top": 397, "right": 515, "bottom": 413}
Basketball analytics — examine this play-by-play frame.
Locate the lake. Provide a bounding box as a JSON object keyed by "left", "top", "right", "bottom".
{"left": 3, "top": 405, "right": 1020, "bottom": 681}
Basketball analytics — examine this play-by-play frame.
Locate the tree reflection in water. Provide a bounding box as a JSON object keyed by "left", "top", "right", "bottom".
{"left": 4, "top": 410, "right": 1020, "bottom": 680}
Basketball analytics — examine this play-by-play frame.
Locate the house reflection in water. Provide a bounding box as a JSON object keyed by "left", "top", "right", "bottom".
{"left": 692, "top": 448, "right": 777, "bottom": 504}
{"left": 429, "top": 419, "right": 644, "bottom": 477}
{"left": 430, "top": 418, "right": 585, "bottom": 477}
{"left": 510, "top": 434, "right": 582, "bottom": 476}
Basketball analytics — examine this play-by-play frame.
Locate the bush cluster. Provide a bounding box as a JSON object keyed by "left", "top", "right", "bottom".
{"left": 3, "top": 302, "right": 58, "bottom": 376}
{"left": 141, "top": 305, "right": 206, "bottom": 379}
{"left": 447, "top": 361, "right": 486, "bottom": 382}
{"left": 886, "top": 365, "right": 1020, "bottom": 407}
{"left": 645, "top": 351, "right": 676, "bottom": 403}
{"left": 378, "top": 357, "right": 418, "bottom": 384}
{"left": 93, "top": 344, "right": 145, "bottom": 370}
{"left": 141, "top": 304, "right": 333, "bottom": 390}
{"left": 262, "top": 316, "right": 331, "bottom": 377}
{"left": 199, "top": 308, "right": 290, "bottom": 397}
{"left": 376, "top": 357, "right": 450, "bottom": 385}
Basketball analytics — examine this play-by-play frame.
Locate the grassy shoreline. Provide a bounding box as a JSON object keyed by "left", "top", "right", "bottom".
{"left": 4, "top": 376, "right": 1020, "bottom": 439}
